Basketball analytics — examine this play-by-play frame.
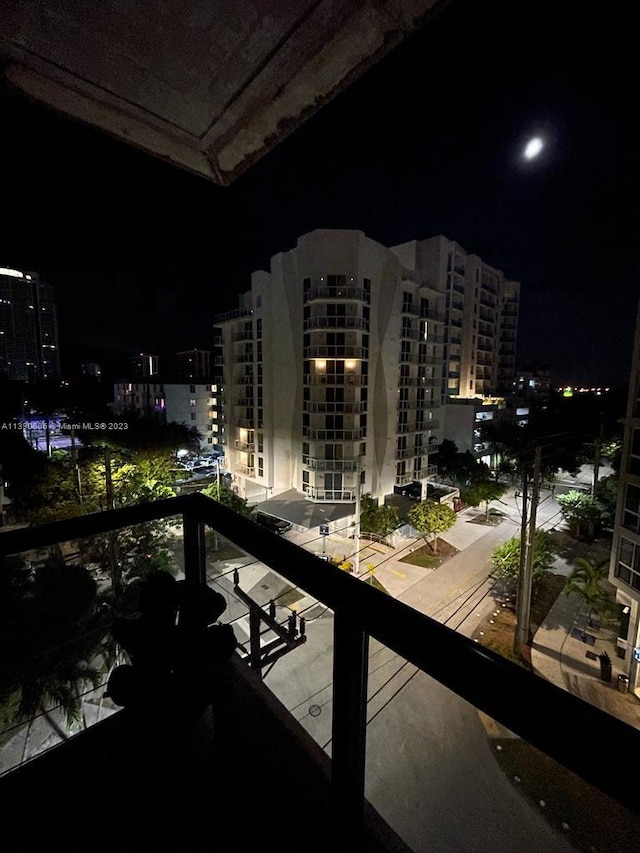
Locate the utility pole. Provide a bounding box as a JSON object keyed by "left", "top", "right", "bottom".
{"left": 514, "top": 445, "right": 542, "bottom": 655}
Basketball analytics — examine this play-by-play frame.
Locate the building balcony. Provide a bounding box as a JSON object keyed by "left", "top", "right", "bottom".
{"left": 303, "top": 456, "right": 362, "bottom": 471}
{"left": 303, "top": 427, "right": 366, "bottom": 441}
{"left": 395, "top": 447, "right": 416, "bottom": 459}
{"left": 235, "top": 397, "right": 254, "bottom": 407}
{"left": 305, "top": 374, "right": 367, "bottom": 386}
{"left": 233, "top": 330, "right": 254, "bottom": 341}
{"left": 422, "top": 309, "right": 446, "bottom": 323}
{"left": 236, "top": 463, "right": 256, "bottom": 476}
{"left": 303, "top": 486, "right": 356, "bottom": 501}
{"left": 479, "top": 296, "right": 496, "bottom": 309}
{"left": 396, "top": 466, "right": 437, "bottom": 485}
{"left": 236, "top": 418, "right": 254, "bottom": 428}
{"left": 304, "top": 346, "right": 368, "bottom": 359}
{"left": 0, "top": 496, "right": 639, "bottom": 851}
{"left": 236, "top": 352, "right": 254, "bottom": 363}
{"left": 303, "top": 401, "right": 367, "bottom": 414}
{"left": 400, "top": 328, "right": 420, "bottom": 340}
{"left": 237, "top": 375, "right": 254, "bottom": 385}
{"left": 234, "top": 439, "right": 255, "bottom": 451}
{"left": 213, "top": 307, "right": 254, "bottom": 323}
{"left": 306, "top": 287, "right": 369, "bottom": 303}
{"left": 401, "top": 303, "right": 420, "bottom": 316}
{"left": 304, "top": 317, "right": 369, "bottom": 331}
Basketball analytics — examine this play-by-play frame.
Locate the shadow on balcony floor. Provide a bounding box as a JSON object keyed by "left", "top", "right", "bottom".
{"left": 0, "top": 657, "right": 408, "bottom": 853}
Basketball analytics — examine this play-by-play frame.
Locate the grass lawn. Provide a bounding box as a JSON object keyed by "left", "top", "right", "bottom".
{"left": 400, "top": 540, "right": 457, "bottom": 570}
{"left": 493, "top": 737, "right": 640, "bottom": 852}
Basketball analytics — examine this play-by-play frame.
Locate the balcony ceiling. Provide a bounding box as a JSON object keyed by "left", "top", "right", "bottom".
{"left": 0, "top": 0, "right": 443, "bottom": 184}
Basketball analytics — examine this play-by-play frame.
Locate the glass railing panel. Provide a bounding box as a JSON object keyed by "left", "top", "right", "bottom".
{"left": 363, "top": 642, "right": 640, "bottom": 853}
{"left": 0, "top": 515, "right": 183, "bottom": 776}
{"left": 204, "top": 522, "right": 335, "bottom": 748}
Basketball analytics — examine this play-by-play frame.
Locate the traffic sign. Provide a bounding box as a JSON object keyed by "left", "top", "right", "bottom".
{"left": 320, "top": 524, "right": 330, "bottom": 536}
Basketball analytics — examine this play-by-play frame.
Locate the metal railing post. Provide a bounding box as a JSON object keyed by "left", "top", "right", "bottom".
{"left": 331, "top": 609, "right": 369, "bottom": 844}
{"left": 183, "top": 511, "right": 206, "bottom": 586}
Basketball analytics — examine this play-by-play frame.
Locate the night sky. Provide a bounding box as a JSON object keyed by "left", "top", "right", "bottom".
{"left": 0, "top": 0, "right": 638, "bottom": 386}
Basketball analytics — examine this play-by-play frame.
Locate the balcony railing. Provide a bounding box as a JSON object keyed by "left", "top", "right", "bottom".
{"left": 236, "top": 463, "right": 256, "bottom": 476}
{"left": 236, "top": 418, "right": 254, "bottom": 428}
{"left": 304, "top": 346, "right": 368, "bottom": 359}
{"left": 302, "top": 456, "right": 362, "bottom": 471}
{"left": 303, "top": 401, "right": 367, "bottom": 414}
{"left": 303, "top": 427, "right": 366, "bottom": 441}
{"left": 305, "top": 374, "right": 367, "bottom": 386}
{"left": 306, "top": 287, "right": 369, "bottom": 303}
{"left": 236, "top": 352, "right": 254, "bottom": 363}
{"left": 233, "top": 330, "right": 254, "bottom": 341}
{"left": 213, "top": 307, "right": 254, "bottom": 323}
{"left": 1, "top": 495, "right": 640, "bottom": 849}
{"left": 237, "top": 374, "right": 254, "bottom": 385}
{"left": 234, "top": 439, "right": 255, "bottom": 451}
{"left": 304, "top": 317, "right": 369, "bottom": 331}
{"left": 303, "top": 486, "right": 356, "bottom": 501}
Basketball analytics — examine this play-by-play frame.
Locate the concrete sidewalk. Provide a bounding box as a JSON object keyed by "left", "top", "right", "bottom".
{"left": 532, "top": 589, "right": 640, "bottom": 731}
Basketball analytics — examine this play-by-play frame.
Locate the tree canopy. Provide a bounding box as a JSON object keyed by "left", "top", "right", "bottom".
{"left": 491, "top": 529, "right": 556, "bottom": 595}
{"left": 407, "top": 500, "right": 456, "bottom": 554}
{"left": 201, "top": 482, "right": 251, "bottom": 516}
{"left": 360, "top": 494, "right": 400, "bottom": 538}
{"left": 556, "top": 490, "right": 604, "bottom": 538}
{"left": 462, "top": 480, "right": 508, "bottom": 520}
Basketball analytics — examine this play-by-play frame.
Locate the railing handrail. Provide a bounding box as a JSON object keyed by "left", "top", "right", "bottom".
{"left": 2, "top": 493, "right": 640, "bottom": 817}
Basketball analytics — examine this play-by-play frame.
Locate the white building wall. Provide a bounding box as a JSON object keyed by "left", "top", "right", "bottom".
{"left": 218, "top": 229, "right": 444, "bottom": 504}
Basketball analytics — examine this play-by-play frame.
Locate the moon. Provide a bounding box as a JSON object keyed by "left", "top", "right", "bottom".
{"left": 523, "top": 137, "right": 544, "bottom": 160}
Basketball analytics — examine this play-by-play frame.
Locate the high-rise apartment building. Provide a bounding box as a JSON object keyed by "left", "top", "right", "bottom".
{"left": 0, "top": 267, "right": 60, "bottom": 382}
{"left": 129, "top": 353, "right": 159, "bottom": 378}
{"left": 391, "top": 236, "right": 520, "bottom": 398}
{"left": 176, "top": 349, "right": 211, "bottom": 382}
{"left": 609, "top": 301, "right": 640, "bottom": 694}
{"left": 214, "top": 230, "right": 447, "bottom": 504}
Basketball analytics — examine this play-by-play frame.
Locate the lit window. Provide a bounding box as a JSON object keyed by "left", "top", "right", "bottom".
{"left": 190, "top": 399, "right": 197, "bottom": 407}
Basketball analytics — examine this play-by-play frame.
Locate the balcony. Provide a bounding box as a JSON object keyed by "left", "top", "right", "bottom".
{"left": 303, "top": 486, "right": 356, "bottom": 501}
{"left": 236, "top": 418, "right": 254, "bottom": 428}
{"left": 401, "top": 303, "right": 420, "bottom": 316}
{"left": 303, "top": 456, "right": 362, "bottom": 471}
{"left": 233, "top": 330, "right": 254, "bottom": 342}
{"left": 1, "top": 495, "right": 639, "bottom": 851}
{"left": 306, "top": 287, "right": 369, "bottom": 303}
{"left": 303, "top": 427, "right": 366, "bottom": 441}
{"left": 236, "top": 463, "right": 256, "bottom": 476}
{"left": 400, "top": 327, "right": 420, "bottom": 340}
{"left": 304, "top": 317, "right": 369, "bottom": 331}
{"left": 214, "top": 307, "right": 254, "bottom": 323}
{"left": 421, "top": 310, "right": 446, "bottom": 324}
{"left": 305, "top": 374, "right": 367, "bottom": 386}
{"left": 236, "top": 375, "right": 254, "bottom": 385}
{"left": 395, "top": 447, "right": 416, "bottom": 459}
{"left": 234, "top": 439, "right": 255, "bottom": 451}
{"left": 304, "top": 346, "right": 368, "bottom": 359}
{"left": 236, "top": 352, "right": 254, "bottom": 363}
{"left": 235, "top": 397, "right": 254, "bottom": 407}
{"left": 303, "top": 401, "right": 367, "bottom": 414}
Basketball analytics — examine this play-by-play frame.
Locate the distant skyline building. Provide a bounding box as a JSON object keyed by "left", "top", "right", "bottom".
{"left": 0, "top": 267, "right": 60, "bottom": 382}
{"left": 176, "top": 349, "right": 211, "bottom": 382}
{"left": 391, "top": 235, "right": 520, "bottom": 398}
{"left": 129, "top": 352, "right": 159, "bottom": 378}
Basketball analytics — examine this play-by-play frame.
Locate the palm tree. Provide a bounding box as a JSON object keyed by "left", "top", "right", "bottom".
{"left": 565, "top": 558, "right": 612, "bottom": 623}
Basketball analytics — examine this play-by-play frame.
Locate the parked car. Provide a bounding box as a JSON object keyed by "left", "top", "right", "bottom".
{"left": 255, "top": 513, "right": 293, "bottom": 535}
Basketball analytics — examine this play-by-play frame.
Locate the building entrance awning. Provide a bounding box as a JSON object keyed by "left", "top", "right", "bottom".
{"left": 256, "top": 489, "right": 354, "bottom": 530}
